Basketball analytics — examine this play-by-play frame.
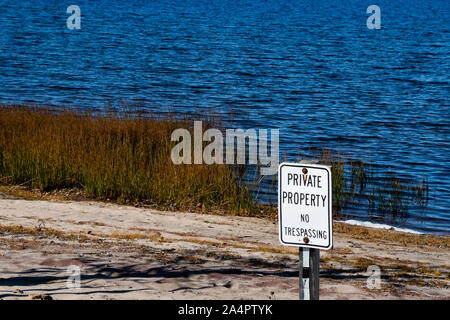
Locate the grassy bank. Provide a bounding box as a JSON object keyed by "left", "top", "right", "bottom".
{"left": 0, "top": 106, "right": 256, "bottom": 215}
{"left": 0, "top": 105, "right": 429, "bottom": 220}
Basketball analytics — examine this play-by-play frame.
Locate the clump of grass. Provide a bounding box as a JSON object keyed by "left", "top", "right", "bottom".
{"left": 308, "top": 148, "right": 430, "bottom": 220}
{"left": 0, "top": 105, "right": 256, "bottom": 215}
{"left": 0, "top": 224, "right": 90, "bottom": 242}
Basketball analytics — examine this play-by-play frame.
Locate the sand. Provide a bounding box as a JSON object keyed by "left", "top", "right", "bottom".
{"left": 0, "top": 194, "right": 448, "bottom": 300}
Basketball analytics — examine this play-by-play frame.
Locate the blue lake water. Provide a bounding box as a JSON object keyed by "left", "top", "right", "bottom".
{"left": 0, "top": 0, "right": 448, "bottom": 234}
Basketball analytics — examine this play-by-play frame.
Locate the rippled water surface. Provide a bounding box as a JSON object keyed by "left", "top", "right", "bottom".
{"left": 0, "top": 0, "right": 448, "bottom": 234}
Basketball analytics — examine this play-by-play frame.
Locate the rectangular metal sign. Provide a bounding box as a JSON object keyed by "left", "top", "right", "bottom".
{"left": 278, "top": 163, "right": 333, "bottom": 249}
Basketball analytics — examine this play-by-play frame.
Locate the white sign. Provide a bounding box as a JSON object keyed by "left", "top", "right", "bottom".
{"left": 278, "top": 163, "right": 333, "bottom": 250}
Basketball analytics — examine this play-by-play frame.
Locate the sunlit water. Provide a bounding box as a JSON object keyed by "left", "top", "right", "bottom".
{"left": 0, "top": 0, "right": 448, "bottom": 234}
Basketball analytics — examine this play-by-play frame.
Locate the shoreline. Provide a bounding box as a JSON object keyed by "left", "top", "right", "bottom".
{"left": 0, "top": 190, "right": 448, "bottom": 300}
{"left": 338, "top": 220, "right": 423, "bottom": 235}
{"left": 0, "top": 106, "right": 436, "bottom": 234}
{"left": 0, "top": 185, "right": 445, "bottom": 237}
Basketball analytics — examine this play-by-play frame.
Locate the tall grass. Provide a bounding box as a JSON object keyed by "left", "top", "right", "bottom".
{"left": 316, "top": 148, "right": 429, "bottom": 219}
{"left": 0, "top": 106, "right": 255, "bottom": 214}
{"left": 0, "top": 106, "right": 430, "bottom": 221}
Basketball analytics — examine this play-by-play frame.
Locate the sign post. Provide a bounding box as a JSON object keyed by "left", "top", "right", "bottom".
{"left": 278, "top": 161, "right": 333, "bottom": 300}
{"left": 299, "top": 247, "right": 320, "bottom": 300}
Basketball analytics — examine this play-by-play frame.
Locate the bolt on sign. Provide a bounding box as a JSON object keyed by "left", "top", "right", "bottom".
{"left": 278, "top": 163, "right": 333, "bottom": 249}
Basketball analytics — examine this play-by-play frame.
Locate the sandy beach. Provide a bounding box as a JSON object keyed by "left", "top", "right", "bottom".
{"left": 0, "top": 192, "right": 448, "bottom": 300}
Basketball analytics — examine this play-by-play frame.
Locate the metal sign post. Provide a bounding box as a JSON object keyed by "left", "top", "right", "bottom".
{"left": 278, "top": 161, "right": 332, "bottom": 301}
{"left": 299, "top": 247, "right": 320, "bottom": 300}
